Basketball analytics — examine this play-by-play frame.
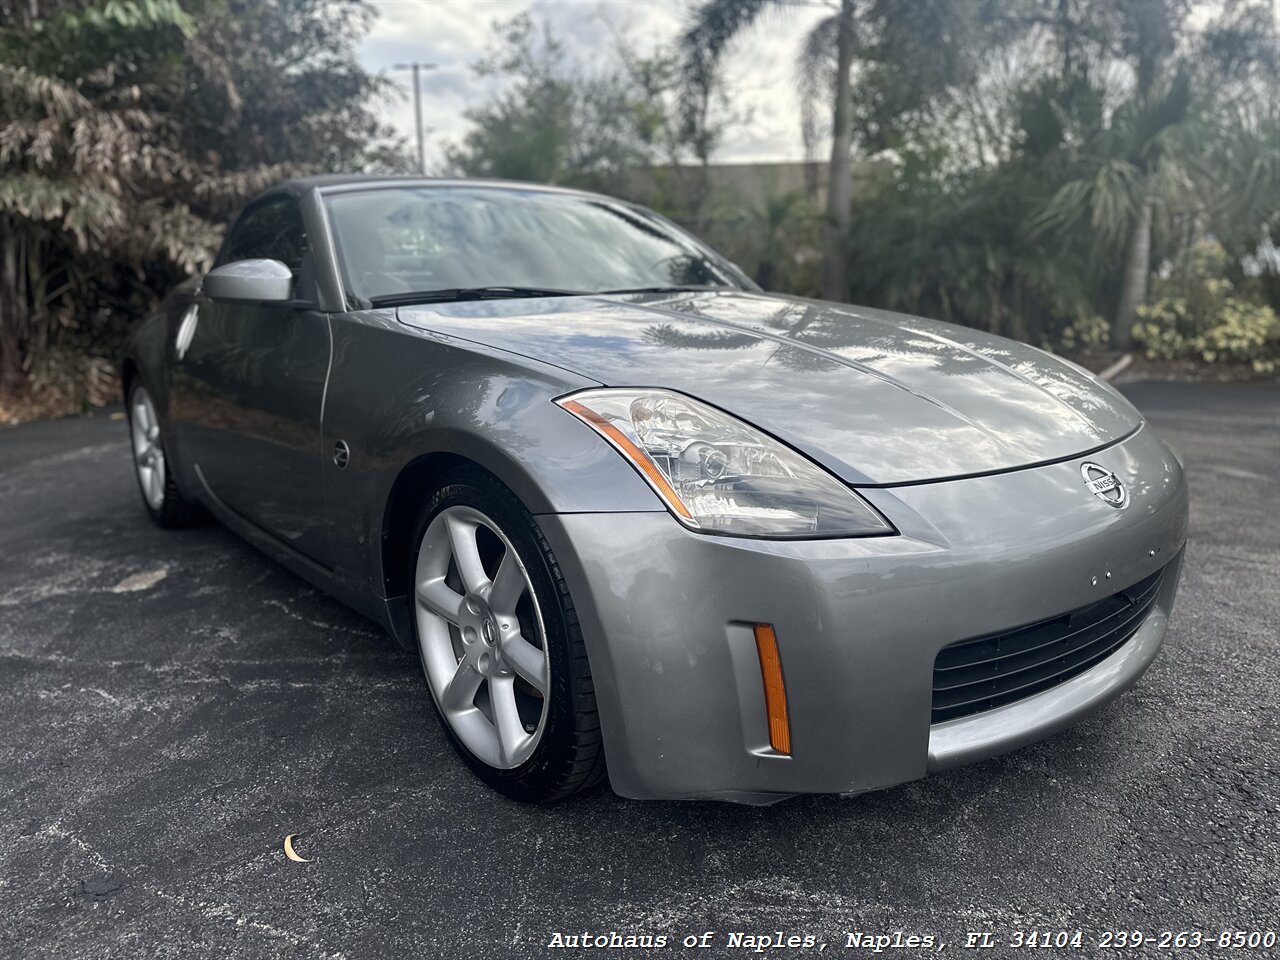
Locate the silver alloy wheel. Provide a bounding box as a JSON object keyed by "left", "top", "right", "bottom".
{"left": 130, "top": 387, "right": 166, "bottom": 512}
{"left": 414, "top": 505, "right": 551, "bottom": 769}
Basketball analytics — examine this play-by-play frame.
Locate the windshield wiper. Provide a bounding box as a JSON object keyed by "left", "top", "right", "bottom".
{"left": 370, "top": 286, "right": 586, "bottom": 308}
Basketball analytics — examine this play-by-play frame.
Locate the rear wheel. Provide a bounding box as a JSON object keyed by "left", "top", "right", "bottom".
{"left": 410, "top": 467, "right": 606, "bottom": 801}
{"left": 128, "top": 384, "right": 203, "bottom": 528}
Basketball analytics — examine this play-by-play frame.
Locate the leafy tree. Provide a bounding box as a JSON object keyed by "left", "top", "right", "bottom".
{"left": 612, "top": 24, "right": 747, "bottom": 232}
{"left": 0, "top": 0, "right": 196, "bottom": 391}
{"left": 443, "top": 16, "right": 601, "bottom": 185}
{"left": 0, "top": 0, "right": 401, "bottom": 397}
{"left": 443, "top": 13, "right": 733, "bottom": 200}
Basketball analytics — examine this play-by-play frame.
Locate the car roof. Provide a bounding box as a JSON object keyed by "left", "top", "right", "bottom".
{"left": 251, "top": 174, "right": 618, "bottom": 206}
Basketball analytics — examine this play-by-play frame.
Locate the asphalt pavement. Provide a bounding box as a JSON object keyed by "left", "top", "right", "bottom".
{"left": 1, "top": 381, "right": 1277, "bottom": 959}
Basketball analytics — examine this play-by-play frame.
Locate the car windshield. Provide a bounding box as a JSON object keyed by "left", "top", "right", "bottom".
{"left": 322, "top": 186, "right": 751, "bottom": 306}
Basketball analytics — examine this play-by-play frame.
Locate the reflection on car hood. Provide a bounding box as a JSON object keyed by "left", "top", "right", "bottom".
{"left": 397, "top": 290, "right": 1142, "bottom": 486}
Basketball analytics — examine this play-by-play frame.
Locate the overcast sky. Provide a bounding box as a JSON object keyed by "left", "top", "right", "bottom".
{"left": 357, "top": 0, "right": 832, "bottom": 170}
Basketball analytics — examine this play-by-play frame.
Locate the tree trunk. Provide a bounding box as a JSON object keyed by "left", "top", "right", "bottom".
{"left": 690, "top": 84, "right": 713, "bottom": 237}
{"left": 820, "top": 0, "right": 855, "bottom": 303}
{"left": 1112, "top": 192, "right": 1153, "bottom": 350}
{"left": 1057, "top": 0, "right": 1075, "bottom": 78}
{"left": 0, "top": 219, "right": 24, "bottom": 390}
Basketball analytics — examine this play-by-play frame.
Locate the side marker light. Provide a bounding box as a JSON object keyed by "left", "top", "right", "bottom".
{"left": 753, "top": 623, "right": 791, "bottom": 755}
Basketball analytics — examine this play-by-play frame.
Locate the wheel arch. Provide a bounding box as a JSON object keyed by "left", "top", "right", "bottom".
{"left": 377, "top": 438, "right": 558, "bottom": 602}
{"left": 379, "top": 450, "right": 472, "bottom": 601}
{"left": 372, "top": 396, "right": 665, "bottom": 607}
{"left": 120, "top": 356, "right": 140, "bottom": 405}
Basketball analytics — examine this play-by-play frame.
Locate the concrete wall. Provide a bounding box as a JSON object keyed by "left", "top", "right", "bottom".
{"left": 622, "top": 159, "right": 878, "bottom": 216}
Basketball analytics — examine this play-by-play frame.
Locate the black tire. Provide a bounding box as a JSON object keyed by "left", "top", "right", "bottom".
{"left": 127, "top": 383, "right": 205, "bottom": 529}
{"left": 410, "top": 466, "right": 607, "bottom": 802}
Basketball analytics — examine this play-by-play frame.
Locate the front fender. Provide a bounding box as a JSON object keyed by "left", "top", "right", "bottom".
{"left": 123, "top": 310, "right": 170, "bottom": 408}
{"left": 321, "top": 316, "right": 664, "bottom": 603}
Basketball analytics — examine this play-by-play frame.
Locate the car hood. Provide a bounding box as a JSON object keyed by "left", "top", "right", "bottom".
{"left": 397, "top": 290, "right": 1141, "bottom": 486}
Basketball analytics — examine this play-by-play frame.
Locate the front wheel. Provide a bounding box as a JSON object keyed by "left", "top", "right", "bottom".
{"left": 410, "top": 467, "right": 606, "bottom": 802}
{"left": 128, "top": 384, "right": 203, "bottom": 528}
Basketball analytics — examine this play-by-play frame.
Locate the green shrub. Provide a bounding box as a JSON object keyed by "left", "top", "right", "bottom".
{"left": 1057, "top": 314, "right": 1111, "bottom": 354}
{"left": 1134, "top": 240, "right": 1280, "bottom": 372}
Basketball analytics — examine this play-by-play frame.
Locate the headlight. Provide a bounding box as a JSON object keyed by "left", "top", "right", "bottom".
{"left": 556, "top": 388, "right": 894, "bottom": 538}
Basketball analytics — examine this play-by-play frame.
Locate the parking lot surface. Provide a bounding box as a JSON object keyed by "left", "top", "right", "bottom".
{"left": 1, "top": 381, "right": 1277, "bottom": 958}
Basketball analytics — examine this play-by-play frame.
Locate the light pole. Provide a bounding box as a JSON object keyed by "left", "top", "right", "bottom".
{"left": 393, "top": 61, "right": 437, "bottom": 174}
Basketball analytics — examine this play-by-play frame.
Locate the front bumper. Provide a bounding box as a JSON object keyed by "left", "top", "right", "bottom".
{"left": 538, "top": 424, "right": 1188, "bottom": 803}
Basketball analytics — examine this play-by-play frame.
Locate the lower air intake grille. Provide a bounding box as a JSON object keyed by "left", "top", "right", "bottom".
{"left": 931, "top": 565, "right": 1166, "bottom": 724}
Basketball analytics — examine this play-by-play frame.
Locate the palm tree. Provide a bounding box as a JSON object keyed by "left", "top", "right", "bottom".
{"left": 681, "top": 0, "right": 857, "bottom": 303}
{"left": 1034, "top": 74, "right": 1200, "bottom": 349}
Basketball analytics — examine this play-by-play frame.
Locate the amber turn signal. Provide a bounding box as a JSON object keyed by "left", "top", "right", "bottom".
{"left": 753, "top": 623, "right": 791, "bottom": 755}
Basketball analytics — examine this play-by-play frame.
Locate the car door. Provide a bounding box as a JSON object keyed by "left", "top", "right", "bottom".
{"left": 169, "top": 195, "right": 333, "bottom": 566}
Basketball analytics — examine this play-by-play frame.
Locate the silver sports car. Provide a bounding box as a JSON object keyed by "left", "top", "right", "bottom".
{"left": 123, "top": 176, "right": 1188, "bottom": 804}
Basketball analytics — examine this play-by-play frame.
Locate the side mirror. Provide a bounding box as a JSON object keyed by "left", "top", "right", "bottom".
{"left": 203, "top": 259, "right": 293, "bottom": 304}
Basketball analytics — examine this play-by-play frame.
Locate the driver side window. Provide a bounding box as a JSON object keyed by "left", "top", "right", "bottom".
{"left": 219, "top": 198, "right": 309, "bottom": 276}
